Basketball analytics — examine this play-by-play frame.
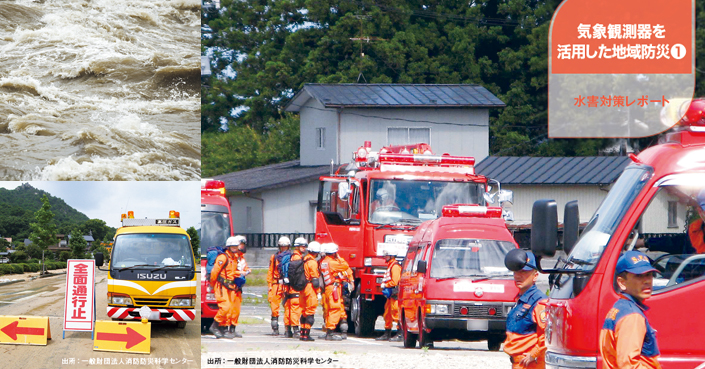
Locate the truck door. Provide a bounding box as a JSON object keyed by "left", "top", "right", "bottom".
{"left": 317, "top": 179, "right": 364, "bottom": 268}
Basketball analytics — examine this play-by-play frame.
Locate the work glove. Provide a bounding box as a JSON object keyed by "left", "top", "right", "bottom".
{"left": 237, "top": 258, "right": 246, "bottom": 271}
{"left": 317, "top": 293, "right": 322, "bottom": 301}
{"left": 283, "top": 278, "right": 289, "bottom": 284}
{"left": 348, "top": 283, "right": 354, "bottom": 293}
{"left": 380, "top": 283, "right": 386, "bottom": 289}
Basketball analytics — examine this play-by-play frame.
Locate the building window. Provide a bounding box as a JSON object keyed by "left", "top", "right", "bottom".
{"left": 667, "top": 201, "right": 678, "bottom": 228}
{"left": 316, "top": 128, "right": 325, "bottom": 149}
{"left": 246, "top": 206, "right": 252, "bottom": 230}
{"left": 388, "top": 127, "right": 430, "bottom": 146}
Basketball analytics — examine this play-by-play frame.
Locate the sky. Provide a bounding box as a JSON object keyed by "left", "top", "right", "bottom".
{"left": 0, "top": 182, "right": 201, "bottom": 230}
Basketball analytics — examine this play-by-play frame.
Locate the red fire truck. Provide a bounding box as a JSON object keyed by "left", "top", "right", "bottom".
{"left": 200, "top": 179, "right": 234, "bottom": 332}
{"left": 398, "top": 204, "right": 520, "bottom": 351}
{"left": 315, "top": 142, "right": 513, "bottom": 336}
{"left": 518, "top": 100, "right": 705, "bottom": 368}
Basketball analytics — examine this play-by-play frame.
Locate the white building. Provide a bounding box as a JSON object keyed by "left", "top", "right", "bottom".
{"left": 215, "top": 84, "right": 504, "bottom": 239}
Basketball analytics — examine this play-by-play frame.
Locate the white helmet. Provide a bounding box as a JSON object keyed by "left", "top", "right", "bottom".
{"left": 278, "top": 236, "right": 291, "bottom": 247}
{"left": 226, "top": 235, "right": 246, "bottom": 246}
{"left": 307, "top": 241, "right": 321, "bottom": 253}
{"left": 327, "top": 243, "right": 339, "bottom": 254}
{"left": 294, "top": 237, "right": 308, "bottom": 247}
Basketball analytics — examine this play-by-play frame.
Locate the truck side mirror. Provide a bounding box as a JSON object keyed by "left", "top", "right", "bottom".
{"left": 338, "top": 182, "right": 351, "bottom": 200}
{"left": 531, "top": 199, "right": 558, "bottom": 257}
{"left": 497, "top": 190, "right": 514, "bottom": 205}
{"left": 95, "top": 252, "right": 104, "bottom": 267}
{"left": 563, "top": 201, "right": 580, "bottom": 255}
{"left": 417, "top": 260, "right": 427, "bottom": 274}
{"left": 505, "top": 248, "right": 528, "bottom": 272}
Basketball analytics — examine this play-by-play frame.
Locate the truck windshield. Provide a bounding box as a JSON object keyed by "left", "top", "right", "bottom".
{"left": 112, "top": 234, "right": 194, "bottom": 269}
{"left": 558, "top": 166, "right": 653, "bottom": 273}
{"left": 368, "top": 180, "right": 484, "bottom": 224}
{"left": 430, "top": 239, "right": 516, "bottom": 279}
{"left": 201, "top": 207, "right": 231, "bottom": 252}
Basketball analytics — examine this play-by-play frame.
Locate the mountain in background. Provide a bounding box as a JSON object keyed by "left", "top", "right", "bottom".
{"left": 0, "top": 183, "right": 90, "bottom": 242}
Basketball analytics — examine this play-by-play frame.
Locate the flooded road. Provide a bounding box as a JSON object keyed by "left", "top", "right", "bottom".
{"left": 0, "top": 0, "right": 200, "bottom": 180}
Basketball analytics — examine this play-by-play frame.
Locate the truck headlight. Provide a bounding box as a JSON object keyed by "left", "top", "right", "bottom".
{"left": 170, "top": 295, "right": 196, "bottom": 307}
{"left": 364, "top": 258, "right": 372, "bottom": 266}
{"left": 111, "top": 296, "right": 133, "bottom": 305}
{"left": 206, "top": 293, "right": 215, "bottom": 301}
{"left": 425, "top": 304, "right": 451, "bottom": 315}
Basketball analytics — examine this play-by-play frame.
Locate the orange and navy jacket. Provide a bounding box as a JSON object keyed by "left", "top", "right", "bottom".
{"left": 503, "top": 284, "right": 548, "bottom": 359}
{"left": 382, "top": 258, "right": 401, "bottom": 288}
{"left": 689, "top": 219, "right": 705, "bottom": 254}
{"left": 210, "top": 250, "right": 245, "bottom": 283}
{"left": 320, "top": 255, "right": 350, "bottom": 286}
{"left": 599, "top": 294, "right": 661, "bottom": 369}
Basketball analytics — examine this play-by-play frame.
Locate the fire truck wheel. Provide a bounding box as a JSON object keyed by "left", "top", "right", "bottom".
{"left": 352, "top": 286, "right": 376, "bottom": 337}
{"left": 417, "top": 316, "right": 433, "bottom": 349}
{"left": 400, "top": 313, "right": 417, "bottom": 348}
{"left": 487, "top": 335, "right": 502, "bottom": 351}
{"left": 177, "top": 321, "right": 187, "bottom": 329}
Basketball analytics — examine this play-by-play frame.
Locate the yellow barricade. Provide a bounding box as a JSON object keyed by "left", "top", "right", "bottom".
{"left": 0, "top": 316, "right": 51, "bottom": 345}
{"left": 93, "top": 320, "right": 151, "bottom": 354}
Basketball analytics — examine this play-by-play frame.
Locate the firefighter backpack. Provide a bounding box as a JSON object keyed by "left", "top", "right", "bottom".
{"left": 276, "top": 250, "right": 292, "bottom": 282}
{"left": 287, "top": 258, "right": 307, "bottom": 291}
{"left": 206, "top": 246, "right": 227, "bottom": 276}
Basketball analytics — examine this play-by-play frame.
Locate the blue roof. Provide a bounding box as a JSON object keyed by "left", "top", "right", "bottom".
{"left": 476, "top": 156, "right": 631, "bottom": 185}
{"left": 285, "top": 84, "right": 505, "bottom": 111}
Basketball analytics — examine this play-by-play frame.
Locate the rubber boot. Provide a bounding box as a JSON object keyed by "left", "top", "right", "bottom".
{"left": 269, "top": 316, "right": 279, "bottom": 336}
{"left": 300, "top": 328, "right": 315, "bottom": 341}
{"left": 325, "top": 331, "right": 343, "bottom": 341}
{"left": 390, "top": 331, "right": 403, "bottom": 342}
{"left": 231, "top": 326, "right": 243, "bottom": 338}
{"left": 376, "top": 329, "right": 392, "bottom": 341}
{"left": 209, "top": 320, "right": 224, "bottom": 339}
{"left": 292, "top": 326, "right": 300, "bottom": 339}
{"left": 223, "top": 325, "right": 235, "bottom": 339}
{"left": 317, "top": 328, "right": 328, "bottom": 339}
{"left": 339, "top": 322, "right": 348, "bottom": 340}
{"left": 284, "top": 325, "right": 293, "bottom": 338}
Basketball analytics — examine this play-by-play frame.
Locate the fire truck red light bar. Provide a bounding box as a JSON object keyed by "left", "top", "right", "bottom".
{"left": 204, "top": 180, "right": 225, "bottom": 189}
{"left": 379, "top": 154, "right": 475, "bottom": 166}
{"left": 442, "top": 205, "right": 502, "bottom": 218}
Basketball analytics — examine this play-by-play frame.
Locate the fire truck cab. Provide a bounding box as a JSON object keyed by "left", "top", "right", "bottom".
{"left": 200, "top": 179, "right": 234, "bottom": 332}
{"left": 399, "top": 204, "right": 520, "bottom": 350}
{"left": 95, "top": 211, "right": 197, "bottom": 328}
{"left": 316, "top": 142, "right": 513, "bottom": 336}
{"left": 522, "top": 101, "right": 705, "bottom": 369}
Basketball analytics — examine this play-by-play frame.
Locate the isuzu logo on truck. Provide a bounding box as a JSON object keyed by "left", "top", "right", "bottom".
{"left": 137, "top": 273, "right": 167, "bottom": 280}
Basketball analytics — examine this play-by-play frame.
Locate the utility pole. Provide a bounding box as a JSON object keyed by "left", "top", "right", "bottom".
{"left": 349, "top": 14, "right": 385, "bottom": 83}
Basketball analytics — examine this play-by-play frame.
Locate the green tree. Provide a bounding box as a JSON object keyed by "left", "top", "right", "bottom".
{"left": 69, "top": 229, "right": 88, "bottom": 259}
{"left": 0, "top": 238, "right": 8, "bottom": 253}
{"left": 24, "top": 243, "right": 43, "bottom": 260}
{"left": 59, "top": 251, "right": 71, "bottom": 262}
{"left": 186, "top": 227, "right": 200, "bottom": 258}
{"left": 29, "top": 195, "right": 59, "bottom": 251}
{"left": 9, "top": 250, "right": 27, "bottom": 263}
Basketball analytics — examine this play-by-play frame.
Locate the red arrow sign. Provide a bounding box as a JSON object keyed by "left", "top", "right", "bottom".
{"left": 1, "top": 321, "right": 45, "bottom": 340}
{"left": 96, "top": 327, "right": 146, "bottom": 349}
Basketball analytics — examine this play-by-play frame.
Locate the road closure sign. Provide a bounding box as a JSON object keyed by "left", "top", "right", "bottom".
{"left": 94, "top": 321, "right": 151, "bottom": 354}
{"left": 63, "top": 259, "right": 95, "bottom": 332}
{"left": 0, "top": 316, "right": 52, "bottom": 345}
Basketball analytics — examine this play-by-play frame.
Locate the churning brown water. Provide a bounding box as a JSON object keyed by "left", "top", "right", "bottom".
{"left": 0, "top": 0, "right": 200, "bottom": 180}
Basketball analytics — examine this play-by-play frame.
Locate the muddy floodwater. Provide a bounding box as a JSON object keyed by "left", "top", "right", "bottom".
{"left": 0, "top": 0, "right": 200, "bottom": 180}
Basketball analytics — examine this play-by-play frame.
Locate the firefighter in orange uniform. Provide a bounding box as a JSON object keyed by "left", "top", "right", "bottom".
{"left": 688, "top": 189, "right": 705, "bottom": 253}
{"left": 504, "top": 251, "right": 548, "bottom": 369}
{"left": 283, "top": 238, "right": 311, "bottom": 339}
{"left": 266, "top": 236, "right": 291, "bottom": 335}
{"left": 210, "top": 235, "right": 251, "bottom": 339}
{"left": 377, "top": 246, "right": 404, "bottom": 341}
{"left": 599, "top": 251, "right": 662, "bottom": 369}
{"left": 320, "top": 243, "right": 352, "bottom": 341}
{"left": 291, "top": 239, "right": 320, "bottom": 341}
